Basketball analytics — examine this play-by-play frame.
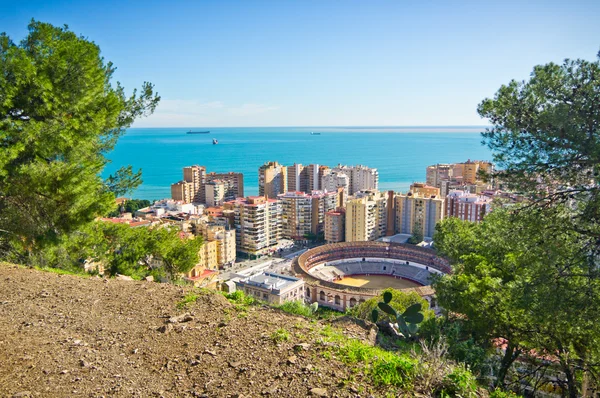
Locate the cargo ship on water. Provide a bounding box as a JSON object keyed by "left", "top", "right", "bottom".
{"left": 186, "top": 130, "right": 210, "bottom": 134}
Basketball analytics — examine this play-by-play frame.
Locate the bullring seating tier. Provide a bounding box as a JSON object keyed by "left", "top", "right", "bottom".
{"left": 292, "top": 241, "right": 450, "bottom": 295}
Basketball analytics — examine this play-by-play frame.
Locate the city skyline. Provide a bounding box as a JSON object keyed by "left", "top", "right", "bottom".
{"left": 3, "top": 0, "right": 600, "bottom": 127}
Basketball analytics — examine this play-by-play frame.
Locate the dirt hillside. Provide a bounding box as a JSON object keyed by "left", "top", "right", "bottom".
{"left": 0, "top": 264, "right": 390, "bottom": 398}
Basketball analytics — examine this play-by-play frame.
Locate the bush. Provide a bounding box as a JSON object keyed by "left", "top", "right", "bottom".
{"left": 224, "top": 290, "right": 256, "bottom": 306}
{"left": 277, "top": 300, "right": 315, "bottom": 318}
{"left": 350, "top": 288, "right": 434, "bottom": 323}
{"left": 489, "top": 389, "right": 522, "bottom": 398}
{"left": 436, "top": 365, "right": 478, "bottom": 398}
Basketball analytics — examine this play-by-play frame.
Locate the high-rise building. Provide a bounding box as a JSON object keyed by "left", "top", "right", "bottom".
{"left": 445, "top": 190, "right": 491, "bottom": 223}
{"left": 206, "top": 172, "right": 244, "bottom": 201}
{"left": 279, "top": 191, "right": 312, "bottom": 240}
{"left": 171, "top": 166, "right": 243, "bottom": 204}
{"left": 305, "top": 164, "right": 320, "bottom": 192}
{"left": 278, "top": 190, "right": 338, "bottom": 240}
{"left": 170, "top": 180, "right": 194, "bottom": 203}
{"left": 259, "top": 161, "right": 287, "bottom": 199}
{"left": 325, "top": 208, "right": 345, "bottom": 243}
{"left": 426, "top": 164, "right": 453, "bottom": 188}
{"left": 286, "top": 163, "right": 304, "bottom": 193}
{"left": 224, "top": 196, "right": 283, "bottom": 257}
{"left": 204, "top": 225, "right": 236, "bottom": 267}
{"left": 331, "top": 165, "right": 378, "bottom": 195}
{"left": 205, "top": 180, "right": 225, "bottom": 207}
{"left": 395, "top": 192, "right": 444, "bottom": 238}
{"left": 321, "top": 171, "right": 350, "bottom": 195}
{"left": 345, "top": 190, "right": 387, "bottom": 242}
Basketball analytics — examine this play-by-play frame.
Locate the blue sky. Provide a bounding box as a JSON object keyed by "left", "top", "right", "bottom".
{"left": 2, "top": 0, "right": 599, "bottom": 127}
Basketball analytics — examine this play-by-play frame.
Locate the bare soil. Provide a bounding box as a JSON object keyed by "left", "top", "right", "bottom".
{"left": 0, "top": 264, "right": 392, "bottom": 398}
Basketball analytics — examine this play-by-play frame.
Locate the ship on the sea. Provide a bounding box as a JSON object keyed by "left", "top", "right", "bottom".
{"left": 187, "top": 130, "right": 210, "bottom": 134}
{"left": 213, "top": 139, "right": 218, "bottom": 145}
{"left": 310, "top": 132, "right": 321, "bottom": 135}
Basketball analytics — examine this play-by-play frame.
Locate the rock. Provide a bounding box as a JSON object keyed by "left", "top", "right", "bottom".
{"left": 12, "top": 392, "right": 32, "bottom": 398}
{"left": 203, "top": 350, "right": 216, "bottom": 357}
{"left": 79, "top": 359, "right": 90, "bottom": 368}
{"left": 60, "top": 370, "right": 69, "bottom": 375}
{"left": 145, "top": 275, "right": 154, "bottom": 282}
{"left": 228, "top": 361, "right": 242, "bottom": 368}
{"left": 309, "top": 387, "right": 328, "bottom": 397}
{"left": 168, "top": 313, "right": 194, "bottom": 324}
{"left": 287, "top": 355, "right": 297, "bottom": 365}
{"left": 294, "top": 343, "right": 311, "bottom": 351}
{"left": 115, "top": 274, "right": 134, "bottom": 281}
{"left": 157, "top": 324, "right": 173, "bottom": 334}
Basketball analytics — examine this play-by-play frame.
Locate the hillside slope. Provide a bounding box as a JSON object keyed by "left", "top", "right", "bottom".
{"left": 0, "top": 264, "right": 387, "bottom": 397}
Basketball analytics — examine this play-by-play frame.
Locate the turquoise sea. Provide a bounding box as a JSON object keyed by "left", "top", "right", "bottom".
{"left": 104, "top": 126, "right": 494, "bottom": 200}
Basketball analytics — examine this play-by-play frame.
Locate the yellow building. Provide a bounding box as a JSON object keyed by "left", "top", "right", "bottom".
{"left": 204, "top": 225, "right": 236, "bottom": 267}
{"left": 409, "top": 183, "right": 441, "bottom": 198}
{"left": 345, "top": 190, "right": 387, "bottom": 242}
{"left": 259, "top": 161, "right": 287, "bottom": 199}
{"left": 395, "top": 192, "right": 444, "bottom": 238}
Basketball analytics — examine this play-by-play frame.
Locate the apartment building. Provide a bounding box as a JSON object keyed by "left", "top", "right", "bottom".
{"left": 395, "top": 192, "right": 444, "bottom": 238}
{"left": 426, "top": 164, "right": 453, "bottom": 188}
{"left": 345, "top": 190, "right": 387, "bottom": 242}
{"left": 286, "top": 163, "right": 304, "bottom": 192}
{"left": 205, "top": 180, "right": 225, "bottom": 207}
{"left": 331, "top": 164, "right": 378, "bottom": 195}
{"left": 224, "top": 196, "right": 283, "bottom": 257}
{"left": 410, "top": 183, "right": 441, "bottom": 198}
{"left": 259, "top": 161, "right": 287, "bottom": 199}
{"left": 324, "top": 208, "right": 345, "bottom": 243}
{"left": 206, "top": 172, "right": 244, "bottom": 201}
{"left": 171, "top": 165, "right": 243, "bottom": 204}
{"left": 445, "top": 190, "right": 492, "bottom": 223}
{"left": 321, "top": 171, "right": 350, "bottom": 196}
{"left": 279, "top": 191, "right": 312, "bottom": 240}
{"left": 279, "top": 190, "right": 338, "bottom": 240}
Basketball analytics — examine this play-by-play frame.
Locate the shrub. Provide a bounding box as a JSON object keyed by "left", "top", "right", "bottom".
{"left": 436, "top": 365, "right": 478, "bottom": 398}
{"left": 277, "top": 300, "right": 315, "bottom": 318}
{"left": 489, "top": 389, "right": 522, "bottom": 398}
{"left": 225, "top": 290, "right": 256, "bottom": 306}
{"left": 271, "top": 328, "right": 291, "bottom": 343}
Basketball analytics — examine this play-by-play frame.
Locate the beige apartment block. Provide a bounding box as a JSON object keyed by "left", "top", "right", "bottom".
{"left": 395, "top": 192, "right": 444, "bottom": 238}
{"left": 426, "top": 164, "right": 453, "bottom": 188}
{"left": 170, "top": 180, "right": 194, "bottom": 203}
{"left": 324, "top": 208, "right": 345, "bottom": 243}
{"left": 224, "top": 196, "right": 283, "bottom": 257}
{"left": 331, "top": 164, "right": 378, "bottom": 195}
{"left": 206, "top": 171, "right": 244, "bottom": 200}
{"left": 259, "top": 161, "right": 287, "bottom": 199}
{"left": 171, "top": 166, "right": 243, "bottom": 204}
{"left": 345, "top": 190, "right": 386, "bottom": 242}
{"left": 410, "top": 182, "right": 441, "bottom": 198}
{"left": 205, "top": 180, "right": 225, "bottom": 207}
{"left": 205, "top": 225, "right": 236, "bottom": 267}
{"left": 198, "top": 240, "right": 219, "bottom": 270}
{"left": 279, "top": 191, "right": 312, "bottom": 240}
{"left": 286, "top": 163, "right": 304, "bottom": 192}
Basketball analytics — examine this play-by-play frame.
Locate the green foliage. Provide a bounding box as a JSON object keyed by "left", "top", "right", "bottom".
{"left": 489, "top": 389, "right": 522, "bottom": 398}
{"left": 224, "top": 290, "right": 256, "bottom": 307}
{"left": 436, "top": 365, "right": 478, "bottom": 398}
{"left": 351, "top": 288, "right": 433, "bottom": 324}
{"left": 26, "top": 220, "right": 202, "bottom": 280}
{"left": 271, "top": 328, "right": 290, "bottom": 343}
{"left": 177, "top": 291, "right": 200, "bottom": 309}
{"left": 277, "top": 300, "right": 317, "bottom": 318}
{"left": 106, "top": 199, "right": 152, "bottom": 217}
{"left": 0, "top": 21, "right": 159, "bottom": 258}
{"left": 434, "top": 206, "right": 600, "bottom": 391}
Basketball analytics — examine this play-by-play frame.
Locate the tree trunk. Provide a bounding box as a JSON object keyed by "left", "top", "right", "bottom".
{"left": 495, "top": 340, "right": 521, "bottom": 389}
{"left": 563, "top": 363, "right": 578, "bottom": 398}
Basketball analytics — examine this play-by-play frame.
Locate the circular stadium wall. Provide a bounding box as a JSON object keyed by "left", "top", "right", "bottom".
{"left": 292, "top": 241, "right": 451, "bottom": 312}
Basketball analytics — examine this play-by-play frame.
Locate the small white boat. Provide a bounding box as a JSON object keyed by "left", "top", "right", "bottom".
{"left": 212, "top": 139, "right": 218, "bottom": 145}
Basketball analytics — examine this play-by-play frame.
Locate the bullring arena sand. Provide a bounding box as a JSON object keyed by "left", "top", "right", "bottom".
{"left": 334, "top": 274, "right": 421, "bottom": 289}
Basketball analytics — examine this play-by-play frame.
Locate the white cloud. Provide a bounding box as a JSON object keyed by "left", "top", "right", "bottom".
{"left": 134, "top": 99, "right": 279, "bottom": 127}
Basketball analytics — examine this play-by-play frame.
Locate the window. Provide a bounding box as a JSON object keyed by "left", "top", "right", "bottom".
{"left": 320, "top": 291, "right": 325, "bottom": 301}
{"left": 334, "top": 295, "right": 341, "bottom": 305}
